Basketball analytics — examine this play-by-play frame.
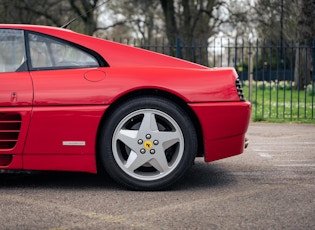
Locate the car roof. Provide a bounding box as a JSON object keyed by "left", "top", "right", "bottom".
{"left": 0, "top": 24, "right": 208, "bottom": 69}
{"left": 0, "top": 24, "right": 74, "bottom": 34}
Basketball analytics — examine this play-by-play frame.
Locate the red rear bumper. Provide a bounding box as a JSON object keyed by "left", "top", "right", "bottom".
{"left": 190, "top": 101, "right": 251, "bottom": 162}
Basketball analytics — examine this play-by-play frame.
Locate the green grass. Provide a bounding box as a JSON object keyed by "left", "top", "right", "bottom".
{"left": 241, "top": 81, "right": 315, "bottom": 123}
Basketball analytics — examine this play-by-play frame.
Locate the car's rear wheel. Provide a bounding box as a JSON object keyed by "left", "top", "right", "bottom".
{"left": 99, "top": 96, "right": 197, "bottom": 190}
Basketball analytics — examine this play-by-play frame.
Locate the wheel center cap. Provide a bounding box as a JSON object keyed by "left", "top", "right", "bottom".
{"left": 143, "top": 140, "right": 153, "bottom": 150}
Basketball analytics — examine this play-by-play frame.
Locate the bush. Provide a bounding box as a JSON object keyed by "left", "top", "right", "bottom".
{"left": 277, "top": 81, "right": 294, "bottom": 90}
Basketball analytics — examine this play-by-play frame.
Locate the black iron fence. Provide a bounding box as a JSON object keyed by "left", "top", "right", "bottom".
{"left": 114, "top": 37, "right": 315, "bottom": 122}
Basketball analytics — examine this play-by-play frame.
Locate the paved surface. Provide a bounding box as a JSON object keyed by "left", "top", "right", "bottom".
{"left": 0, "top": 123, "right": 314, "bottom": 229}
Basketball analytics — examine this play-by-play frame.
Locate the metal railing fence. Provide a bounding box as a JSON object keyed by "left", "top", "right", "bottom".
{"left": 114, "top": 37, "right": 315, "bottom": 122}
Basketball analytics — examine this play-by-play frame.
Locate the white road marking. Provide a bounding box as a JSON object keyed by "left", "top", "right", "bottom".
{"left": 275, "top": 164, "right": 315, "bottom": 167}
{"left": 257, "top": 152, "right": 273, "bottom": 158}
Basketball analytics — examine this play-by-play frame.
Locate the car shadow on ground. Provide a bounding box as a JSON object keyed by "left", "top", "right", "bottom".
{"left": 0, "top": 161, "right": 236, "bottom": 191}
{"left": 172, "top": 161, "right": 237, "bottom": 191}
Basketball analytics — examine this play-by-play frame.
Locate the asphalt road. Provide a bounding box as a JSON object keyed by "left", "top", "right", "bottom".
{"left": 0, "top": 123, "right": 314, "bottom": 229}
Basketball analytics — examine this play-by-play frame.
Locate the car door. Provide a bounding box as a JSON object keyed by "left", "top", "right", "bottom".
{"left": 0, "top": 29, "right": 33, "bottom": 166}
{"left": 22, "top": 31, "right": 107, "bottom": 157}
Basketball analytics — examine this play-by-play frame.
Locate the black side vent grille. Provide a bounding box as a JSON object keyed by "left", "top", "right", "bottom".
{"left": 0, "top": 113, "right": 22, "bottom": 150}
{"left": 235, "top": 79, "right": 245, "bottom": 101}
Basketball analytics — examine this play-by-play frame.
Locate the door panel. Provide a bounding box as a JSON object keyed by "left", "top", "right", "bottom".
{"left": 0, "top": 28, "right": 33, "bottom": 156}
{"left": 0, "top": 72, "right": 33, "bottom": 107}
{"left": 22, "top": 31, "right": 107, "bottom": 156}
{"left": 0, "top": 72, "right": 33, "bottom": 155}
{"left": 23, "top": 69, "right": 107, "bottom": 156}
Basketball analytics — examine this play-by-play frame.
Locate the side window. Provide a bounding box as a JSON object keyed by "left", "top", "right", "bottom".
{"left": 0, "top": 29, "right": 26, "bottom": 72}
{"left": 28, "top": 32, "right": 100, "bottom": 69}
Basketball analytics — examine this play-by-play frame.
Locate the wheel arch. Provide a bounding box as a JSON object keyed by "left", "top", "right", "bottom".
{"left": 96, "top": 89, "right": 204, "bottom": 172}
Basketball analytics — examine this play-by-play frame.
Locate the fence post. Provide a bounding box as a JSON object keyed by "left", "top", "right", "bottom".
{"left": 248, "top": 41, "right": 254, "bottom": 102}
{"left": 234, "top": 38, "right": 238, "bottom": 69}
{"left": 176, "top": 38, "right": 181, "bottom": 58}
{"left": 312, "top": 39, "right": 315, "bottom": 118}
{"left": 313, "top": 40, "right": 315, "bottom": 82}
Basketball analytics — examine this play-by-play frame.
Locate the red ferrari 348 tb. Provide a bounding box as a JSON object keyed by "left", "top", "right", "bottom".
{"left": 0, "top": 24, "right": 251, "bottom": 190}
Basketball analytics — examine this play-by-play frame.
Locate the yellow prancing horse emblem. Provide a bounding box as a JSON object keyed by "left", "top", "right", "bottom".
{"left": 144, "top": 140, "right": 153, "bottom": 150}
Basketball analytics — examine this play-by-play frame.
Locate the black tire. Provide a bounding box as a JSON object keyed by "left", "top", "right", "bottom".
{"left": 99, "top": 96, "right": 197, "bottom": 190}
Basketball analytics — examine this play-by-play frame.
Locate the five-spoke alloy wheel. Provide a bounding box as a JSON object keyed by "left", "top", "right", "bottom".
{"left": 99, "top": 96, "right": 197, "bottom": 190}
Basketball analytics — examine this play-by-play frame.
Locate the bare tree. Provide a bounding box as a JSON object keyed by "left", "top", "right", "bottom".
{"left": 0, "top": 0, "right": 103, "bottom": 35}
{"left": 68, "top": 0, "right": 100, "bottom": 35}
{"left": 99, "top": 0, "right": 162, "bottom": 39}
{"left": 101, "top": 0, "right": 251, "bottom": 65}
{"left": 254, "top": 0, "right": 315, "bottom": 89}
{"left": 159, "top": 0, "right": 229, "bottom": 64}
{"left": 254, "top": 0, "right": 300, "bottom": 41}
{"left": 0, "top": 0, "right": 70, "bottom": 26}
{"left": 160, "top": 0, "right": 228, "bottom": 42}
{"left": 294, "top": 0, "right": 315, "bottom": 90}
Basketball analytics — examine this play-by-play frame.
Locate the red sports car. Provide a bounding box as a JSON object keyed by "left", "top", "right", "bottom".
{"left": 0, "top": 24, "right": 251, "bottom": 190}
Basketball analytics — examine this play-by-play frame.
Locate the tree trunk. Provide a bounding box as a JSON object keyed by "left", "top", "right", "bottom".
{"left": 293, "top": 0, "right": 315, "bottom": 90}
{"left": 160, "top": 0, "right": 178, "bottom": 48}
{"left": 294, "top": 42, "right": 312, "bottom": 90}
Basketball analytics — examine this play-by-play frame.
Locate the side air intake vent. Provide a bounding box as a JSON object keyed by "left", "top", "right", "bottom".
{"left": 0, "top": 113, "right": 22, "bottom": 149}
{"left": 235, "top": 78, "right": 245, "bottom": 101}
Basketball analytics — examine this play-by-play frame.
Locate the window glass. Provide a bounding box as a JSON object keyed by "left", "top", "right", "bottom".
{"left": 0, "top": 29, "right": 26, "bottom": 72}
{"left": 28, "top": 32, "right": 99, "bottom": 69}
